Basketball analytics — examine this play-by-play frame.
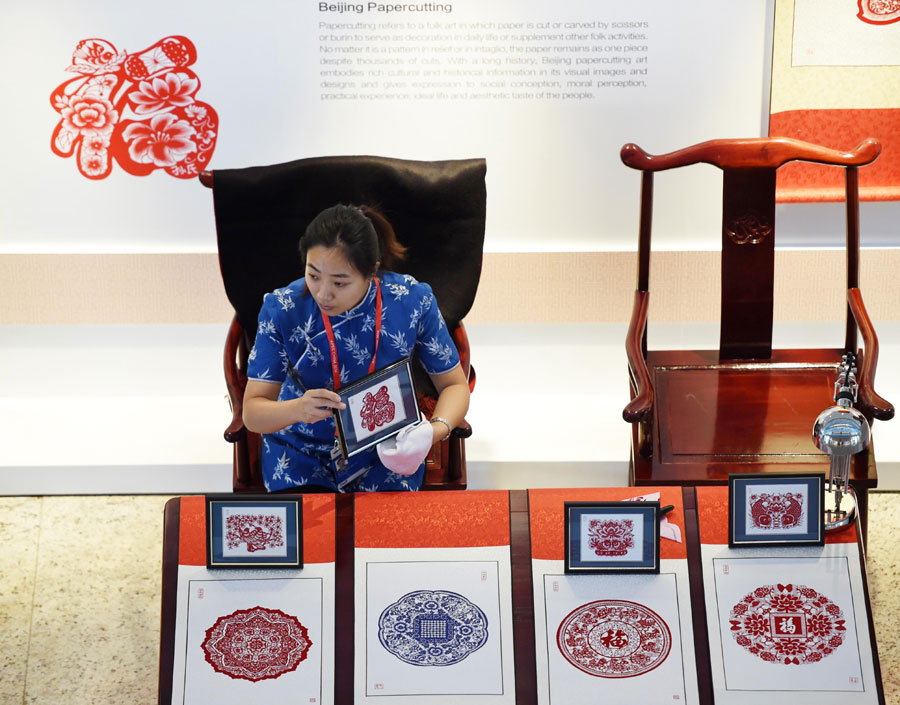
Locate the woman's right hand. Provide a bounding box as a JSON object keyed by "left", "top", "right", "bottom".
{"left": 292, "top": 389, "right": 346, "bottom": 424}
{"left": 244, "top": 380, "right": 346, "bottom": 434}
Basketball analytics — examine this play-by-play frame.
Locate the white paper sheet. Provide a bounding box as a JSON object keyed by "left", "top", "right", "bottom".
{"left": 354, "top": 546, "right": 516, "bottom": 704}
{"left": 701, "top": 542, "right": 878, "bottom": 705}
{"left": 170, "top": 564, "right": 335, "bottom": 705}
{"left": 531, "top": 558, "right": 698, "bottom": 705}
{"left": 792, "top": 0, "right": 900, "bottom": 66}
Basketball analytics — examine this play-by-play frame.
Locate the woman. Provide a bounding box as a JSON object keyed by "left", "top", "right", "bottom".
{"left": 242, "top": 204, "right": 470, "bottom": 492}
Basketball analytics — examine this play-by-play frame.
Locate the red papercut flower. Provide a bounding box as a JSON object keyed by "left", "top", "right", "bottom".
{"left": 122, "top": 113, "right": 197, "bottom": 166}
{"left": 770, "top": 594, "right": 803, "bottom": 612}
{"left": 84, "top": 133, "right": 108, "bottom": 152}
{"left": 185, "top": 104, "right": 208, "bottom": 120}
{"left": 774, "top": 640, "right": 807, "bottom": 657}
{"left": 81, "top": 152, "right": 107, "bottom": 177}
{"left": 741, "top": 613, "right": 769, "bottom": 637}
{"left": 129, "top": 71, "right": 198, "bottom": 114}
{"left": 807, "top": 614, "right": 833, "bottom": 637}
{"left": 60, "top": 95, "right": 118, "bottom": 133}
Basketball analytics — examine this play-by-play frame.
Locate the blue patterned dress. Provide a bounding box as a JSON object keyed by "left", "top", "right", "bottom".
{"left": 246, "top": 271, "right": 460, "bottom": 492}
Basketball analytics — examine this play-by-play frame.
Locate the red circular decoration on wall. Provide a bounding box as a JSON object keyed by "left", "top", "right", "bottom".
{"left": 202, "top": 606, "right": 312, "bottom": 681}
{"left": 556, "top": 599, "right": 671, "bottom": 678}
{"left": 729, "top": 583, "right": 846, "bottom": 665}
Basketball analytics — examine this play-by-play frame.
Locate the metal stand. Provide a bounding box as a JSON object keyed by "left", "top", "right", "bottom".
{"left": 823, "top": 480, "right": 857, "bottom": 531}
{"left": 814, "top": 353, "right": 869, "bottom": 533}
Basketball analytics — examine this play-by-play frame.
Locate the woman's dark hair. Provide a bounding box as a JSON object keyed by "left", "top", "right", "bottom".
{"left": 299, "top": 204, "right": 406, "bottom": 278}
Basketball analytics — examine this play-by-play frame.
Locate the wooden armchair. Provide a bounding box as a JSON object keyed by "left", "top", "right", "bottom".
{"left": 621, "top": 137, "right": 894, "bottom": 525}
{"left": 201, "top": 155, "right": 487, "bottom": 492}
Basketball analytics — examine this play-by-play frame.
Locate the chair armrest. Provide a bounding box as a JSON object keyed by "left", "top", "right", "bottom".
{"left": 451, "top": 320, "right": 476, "bottom": 392}
{"left": 848, "top": 288, "right": 894, "bottom": 421}
{"left": 623, "top": 290, "right": 653, "bottom": 423}
{"left": 224, "top": 314, "right": 249, "bottom": 442}
{"left": 452, "top": 419, "right": 473, "bottom": 439}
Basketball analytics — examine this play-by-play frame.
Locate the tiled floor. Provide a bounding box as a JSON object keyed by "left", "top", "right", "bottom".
{"left": 0, "top": 493, "right": 898, "bottom": 704}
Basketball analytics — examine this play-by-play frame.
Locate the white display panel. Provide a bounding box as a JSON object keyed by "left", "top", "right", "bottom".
{"left": 531, "top": 558, "right": 698, "bottom": 705}
{"left": 1, "top": 0, "right": 771, "bottom": 253}
{"left": 354, "top": 545, "right": 516, "bottom": 704}
{"left": 170, "top": 564, "right": 335, "bottom": 705}
{"left": 701, "top": 543, "right": 878, "bottom": 705}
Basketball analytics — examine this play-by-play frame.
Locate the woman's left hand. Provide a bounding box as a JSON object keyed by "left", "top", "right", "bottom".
{"left": 377, "top": 421, "right": 434, "bottom": 475}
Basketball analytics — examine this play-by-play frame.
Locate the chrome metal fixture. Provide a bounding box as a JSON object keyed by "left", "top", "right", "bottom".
{"left": 813, "top": 353, "right": 870, "bottom": 531}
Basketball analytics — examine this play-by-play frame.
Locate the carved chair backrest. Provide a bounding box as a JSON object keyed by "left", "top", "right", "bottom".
{"left": 621, "top": 138, "right": 881, "bottom": 360}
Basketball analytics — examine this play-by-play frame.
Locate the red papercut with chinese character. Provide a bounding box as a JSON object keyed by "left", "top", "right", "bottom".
{"left": 858, "top": 0, "right": 900, "bottom": 24}
{"left": 729, "top": 583, "right": 846, "bottom": 665}
{"left": 557, "top": 599, "right": 672, "bottom": 678}
{"left": 359, "top": 385, "right": 396, "bottom": 432}
{"left": 588, "top": 519, "right": 635, "bottom": 557}
{"left": 50, "top": 36, "right": 218, "bottom": 179}
{"left": 226, "top": 513, "right": 285, "bottom": 553}
{"left": 202, "top": 606, "right": 312, "bottom": 682}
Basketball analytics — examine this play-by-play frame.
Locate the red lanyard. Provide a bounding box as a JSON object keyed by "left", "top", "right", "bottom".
{"left": 320, "top": 278, "right": 382, "bottom": 391}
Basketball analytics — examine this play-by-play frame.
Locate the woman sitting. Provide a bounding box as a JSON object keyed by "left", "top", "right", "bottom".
{"left": 242, "top": 204, "right": 470, "bottom": 492}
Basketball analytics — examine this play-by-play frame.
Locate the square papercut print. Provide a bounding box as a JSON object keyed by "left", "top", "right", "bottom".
{"left": 564, "top": 502, "right": 660, "bottom": 574}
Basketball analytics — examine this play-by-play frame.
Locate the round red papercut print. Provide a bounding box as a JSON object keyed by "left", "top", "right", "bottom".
{"left": 202, "top": 606, "right": 311, "bottom": 681}
{"left": 556, "top": 600, "right": 672, "bottom": 678}
{"left": 729, "top": 583, "right": 846, "bottom": 665}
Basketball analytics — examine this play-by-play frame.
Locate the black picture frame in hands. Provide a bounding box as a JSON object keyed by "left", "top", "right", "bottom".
{"left": 206, "top": 495, "right": 303, "bottom": 569}
{"left": 728, "top": 472, "right": 825, "bottom": 548}
{"left": 332, "top": 357, "right": 420, "bottom": 460}
{"left": 564, "top": 501, "right": 661, "bottom": 574}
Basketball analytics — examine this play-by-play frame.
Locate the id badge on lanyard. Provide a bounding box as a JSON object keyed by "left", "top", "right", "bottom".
{"left": 320, "top": 278, "right": 382, "bottom": 474}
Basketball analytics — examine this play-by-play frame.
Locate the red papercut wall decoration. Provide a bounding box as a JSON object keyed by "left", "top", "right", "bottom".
{"left": 50, "top": 36, "right": 218, "bottom": 180}
{"left": 857, "top": 0, "right": 900, "bottom": 24}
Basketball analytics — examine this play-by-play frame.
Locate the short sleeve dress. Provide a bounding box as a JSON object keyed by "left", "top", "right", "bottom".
{"left": 246, "top": 270, "right": 461, "bottom": 492}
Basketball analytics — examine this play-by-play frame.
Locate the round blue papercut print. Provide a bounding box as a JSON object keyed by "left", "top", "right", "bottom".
{"left": 377, "top": 589, "right": 489, "bottom": 666}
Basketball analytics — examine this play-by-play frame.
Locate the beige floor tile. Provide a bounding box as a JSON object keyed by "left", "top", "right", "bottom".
{"left": 0, "top": 497, "right": 42, "bottom": 705}
{"left": 865, "top": 492, "right": 900, "bottom": 705}
{"left": 24, "top": 496, "right": 172, "bottom": 705}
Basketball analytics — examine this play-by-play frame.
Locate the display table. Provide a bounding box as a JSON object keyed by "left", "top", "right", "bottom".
{"left": 158, "top": 488, "right": 885, "bottom": 704}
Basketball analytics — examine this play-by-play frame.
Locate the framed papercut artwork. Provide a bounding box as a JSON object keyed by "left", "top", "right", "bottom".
{"left": 728, "top": 473, "right": 825, "bottom": 547}
{"left": 333, "top": 358, "right": 420, "bottom": 460}
{"left": 564, "top": 501, "right": 660, "bottom": 574}
{"left": 206, "top": 495, "right": 302, "bottom": 569}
